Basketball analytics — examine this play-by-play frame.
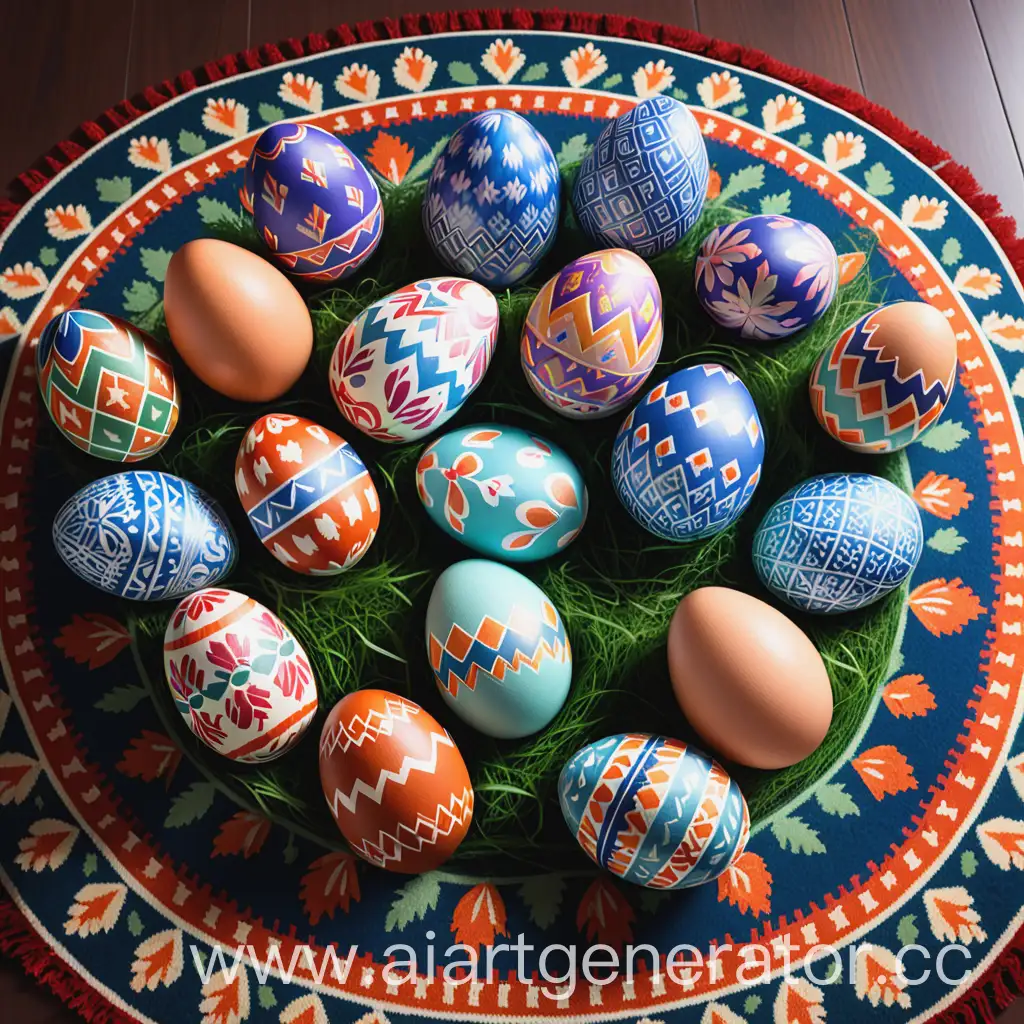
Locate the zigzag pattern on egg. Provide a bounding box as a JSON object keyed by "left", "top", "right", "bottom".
{"left": 427, "top": 602, "right": 570, "bottom": 698}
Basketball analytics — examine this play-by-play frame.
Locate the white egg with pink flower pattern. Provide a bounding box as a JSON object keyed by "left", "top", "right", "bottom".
{"left": 163, "top": 587, "right": 319, "bottom": 763}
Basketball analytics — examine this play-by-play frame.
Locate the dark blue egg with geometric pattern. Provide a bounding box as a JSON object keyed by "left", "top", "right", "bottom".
{"left": 752, "top": 472, "right": 924, "bottom": 614}
{"left": 572, "top": 96, "right": 709, "bottom": 258}
{"left": 422, "top": 110, "right": 560, "bottom": 287}
{"left": 244, "top": 122, "right": 382, "bottom": 284}
{"left": 612, "top": 363, "right": 764, "bottom": 541}
{"left": 695, "top": 214, "right": 839, "bottom": 341}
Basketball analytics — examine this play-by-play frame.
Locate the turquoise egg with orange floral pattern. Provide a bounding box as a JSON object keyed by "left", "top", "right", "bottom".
{"left": 415, "top": 424, "right": 588, "bottom": 562}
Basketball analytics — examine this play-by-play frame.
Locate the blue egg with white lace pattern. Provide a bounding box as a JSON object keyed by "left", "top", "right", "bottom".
{"left": 422, "top": 110, "right": 560, "bottom": 287}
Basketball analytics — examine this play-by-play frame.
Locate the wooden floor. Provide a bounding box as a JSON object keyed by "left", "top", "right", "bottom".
{"left": 0, "top": 0, "right": 1022, "bottom": 1021}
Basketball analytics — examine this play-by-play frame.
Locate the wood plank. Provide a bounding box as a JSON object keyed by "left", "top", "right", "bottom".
{"left": 0, "top": 0, "right": 133, "bottom": 192}
{"left": 695, "top": 0, "right": 863, "bottom": 92}
{"left": 126, "top": 0, "right": 250, "bottom": 96}
{"left": 973, "top": 0, "right": 1024, "bottom": 193}
{"left": 846, "top": 0, "right": 1024, "bottom": 223}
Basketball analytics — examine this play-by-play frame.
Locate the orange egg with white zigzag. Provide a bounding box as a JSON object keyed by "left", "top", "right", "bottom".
{"left": 318, "top": 689, "right": 473, "bottom": 873}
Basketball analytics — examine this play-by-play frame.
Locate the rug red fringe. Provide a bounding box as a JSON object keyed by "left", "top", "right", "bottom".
{"left": 1, "top": 9, "right": 1022, "bottom": 1024}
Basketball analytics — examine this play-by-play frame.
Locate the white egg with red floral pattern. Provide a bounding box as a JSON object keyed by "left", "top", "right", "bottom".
{"left": 163, "top": 588, "right": 319, "bottom": 763}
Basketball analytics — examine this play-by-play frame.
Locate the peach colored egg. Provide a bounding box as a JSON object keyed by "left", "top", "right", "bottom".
{"left": 667, "top": 586, "right": 833, "bottom": 769}
{"left": 319, "top": 689, "right": 473, "bottom": 873}
{"left": 163, "top": 238, "right": 313, "bottom": 402}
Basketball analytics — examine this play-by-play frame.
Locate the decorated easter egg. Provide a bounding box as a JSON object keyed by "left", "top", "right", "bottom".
{"left": 235, "top": 414, "right": 379, "bottom": 575}
{"left": 53, "top": 471, "right": 236, "bottom": 600}
{"left": 668, "top": 587, "right": 833, "bottom": 769}
{"left": 752, "top": 472, "right": 924, "bottom": 614}
{"left": 809, "top": 300, "right": 958, "bottom": 452}
{"left": 416, "top": 425, "right": 588, "bottom": 561}
{"left": 164, "top": 588, "right": 318, "bottom": 763}
{"left": 423, "top": 110, "right": 560, "bottom": 287}
{"left": 559, "top": 733, "right": 749, "bottom": 889}
{"left": 521, "top": 249, "right": 663, "bottom": 419}
{"left": 36, "top": 308, "right": 179, "bottom": 461}
{"left": 329, "top": 278, "right": 499, "bottom": 443}
{"left": 245, "top": 122, "right": 382, "bottom": 283}
{"left": 572, "top": 97, "right": 709, "bottom": 258}
{"left": 425, "top": 559, "right": 572, "bottom": 738}
{"left": 319, "top": 689, "right": 473, "bottom": 872}
{"left": 612, "top": 363, "right": 765, "bottom": 541}
{"left": 695, "top": 214, "right": 839, "bottom": 341}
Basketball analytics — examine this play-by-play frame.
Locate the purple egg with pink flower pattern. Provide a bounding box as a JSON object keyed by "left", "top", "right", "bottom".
{"left": 694, "top": 214, "right": 839, "bottom": 341}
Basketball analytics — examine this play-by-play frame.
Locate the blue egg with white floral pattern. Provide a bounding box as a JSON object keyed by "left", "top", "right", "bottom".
{"left": 695, "top": 214, "right": 839, "bottom": 341}
{"left": 422, "top": 110, "right": 560, "bottom": 287}
{"left": 752, "top": 472, "right": 923, "bottom": 614}
{"left": 244, "top": 122, "right": 382, "bottom": 283}
{"left": 612, "top": 363, "right": 764, "bottom": 541}
{"left": 416, "top": 425, "right": 588, "bottom": 562}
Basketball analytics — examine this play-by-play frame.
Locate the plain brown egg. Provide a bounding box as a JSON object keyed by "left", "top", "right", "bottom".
{"left": 668, "top": 586, "right": 833, "bottom": 769}
{"left": 163, "top": 238, "right": 313, "bottom": 402}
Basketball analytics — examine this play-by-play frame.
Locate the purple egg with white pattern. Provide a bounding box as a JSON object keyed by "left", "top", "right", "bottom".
{"left": 695, "top": 214, "right": 839, "bottom": 342}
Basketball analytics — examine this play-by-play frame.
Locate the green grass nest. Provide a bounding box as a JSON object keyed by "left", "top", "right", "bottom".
{"left": 127, "top": 160, "right": 906, "bottom": 872}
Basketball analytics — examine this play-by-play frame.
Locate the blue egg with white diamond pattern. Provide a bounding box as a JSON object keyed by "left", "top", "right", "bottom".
{"left": 752, "top": 472, "right": 924, "bottom": 614}
{"left": 244, "top": 122, "right": 382, "bottom": 283}
{"left": 612, "top": 363, "right": 764, "bottom": 541}
{"left": 572, "top": 96, "right": 709, "bottom": 258}
{"left": 53, "top": 471, "right": 237, "bottom": 601}
{"left": 422, "top": 110, "right": 560, "bottom": 287}
{"left": 558, "top": 733, "right": 749, "bottom": 889}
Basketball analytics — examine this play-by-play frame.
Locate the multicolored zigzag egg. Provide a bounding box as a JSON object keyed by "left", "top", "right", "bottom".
{"left": 244, "top": 122, "right": 382, "bottom": 283}
{"left": 330, "top": 277, "right": 499, "bottom": 443}
{"left": 234, "top": 414, "right": 379, "bottom": 575}
{"left": 36, "top": 308, "right": 179, "bottom": 461}
{"left": 425, "top": 559, "right": 572, "bottom": 738}
{"left": 559, "top": 733, "right": 750, "bottom": 889}
{"left": 809, "top": 300, "right": 958, "bottom": 452}
{"left": 521, "top": 249, "right": 663, "bottom": 419}
{"left": 319, "top": 689, "right": 474, "bottom": 873}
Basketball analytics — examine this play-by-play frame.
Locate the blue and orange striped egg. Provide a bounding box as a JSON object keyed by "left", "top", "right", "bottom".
{"left": 243, "top": 122, "right": 382, "bottom": 283}
{"left": 559, "top": 733, "right": 749, "bottom": 889}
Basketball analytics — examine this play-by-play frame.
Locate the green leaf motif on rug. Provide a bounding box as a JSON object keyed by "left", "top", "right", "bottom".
{"left": 864, "top": 162, "right": 895, "bottom": 197}
{"left": 731, "top": 103, "right": 748, "bottom": 118}
{"left": 38, "top": 247, "right": 58, "bottom": 267}
{"left": 521, "top": 62, "right": 548, "bottom": 83}
{"left": 602, "top": 73, "right": 623, "bottom": 89}
{"left": 897, "top": 913, "right": 919, "bottom": 946}
{"left": 257, "top": 986, "right": 277, "bottom": 1010}
{"left": 672, "top": 87, "right": 689, "bottom": 101}
{"left": 123, "top": 280, "right": 161, "bottom": 315}
{"left": 448, "top": 61, "right": 479, "bottom": 86}
{"left": 638, "top": 889, "right": 671, "bottom": 915}
{"left": 919, "top": 419, "right": 970, "bottom": 453}
{"left": 283, "top": 832, "right": 298, "bottom": 865}
{"left": 771, "top": 815, "right": 826, "bottom": 854}
{"left": 83, "top": 852, "right": 98, "bottom": 877}
{"left": 941, "top": 237, "right": 963, "bottom": 266}
{"left": 557, "top": 134, "right": 590, "bottom": 168}
{"left": 760, "top": 191, "right": 792, "bottom": 215}
{"left": 796, "top": 131, "right": 813, "bottom": 149}
{"left": 197, "top": 196, "right": 244, "bottom": 228}
{"left": 820, "top": 958, "right": 841, "bottom": 984}
{"left": 33, "top": 794, "right": 44, "bottom": 810}
{"left": 928, "top": 526, "right": 968, "bottom": 554}
{"left": 406, "top": 136, "right": 450, "bottom": 183}
{"left": 127, "top": 910, "right": 144, "bottom": 937}
{"left": 164, "top": 781, "right": 217, "bottom": 828}
{"left": 95, "top": 684, "right": 149, "bottom": 713}
{"left": 259, "top": 102, "right": 285, "bottom": 124}
{"left": 744, "top": 995, "right": 762, "bottom": 1014}
{"left": 518, "top": 875, "right": 564, "bottom": 929}
{"left": 815, "top": 782, "right": 859, "bottom": 818}
{"left": 178, "top": 130, "right": 207, "bottom": 156}
{"left": 139, "top": 248, "right": 173, "bottom": 283}
{"left": 717, "top": 165, "right": 765, "bottom": 204}
{"left": 961, "top": 850, "right": 978, "bottom": 877}
{"left": 96, "top": 176, "right": 133, "bottom": 204}
{"left": 385, "top": 873, "right": 441, "bottom": 931}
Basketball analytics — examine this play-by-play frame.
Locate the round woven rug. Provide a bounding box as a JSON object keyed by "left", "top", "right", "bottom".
{"left": 1, "top": 11, "right": 1023, "bottom": 1024}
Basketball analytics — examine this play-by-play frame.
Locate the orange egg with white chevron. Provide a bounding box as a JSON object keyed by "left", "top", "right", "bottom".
{"left": 318, "top": 689, "right": 473, "bottom": 873}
